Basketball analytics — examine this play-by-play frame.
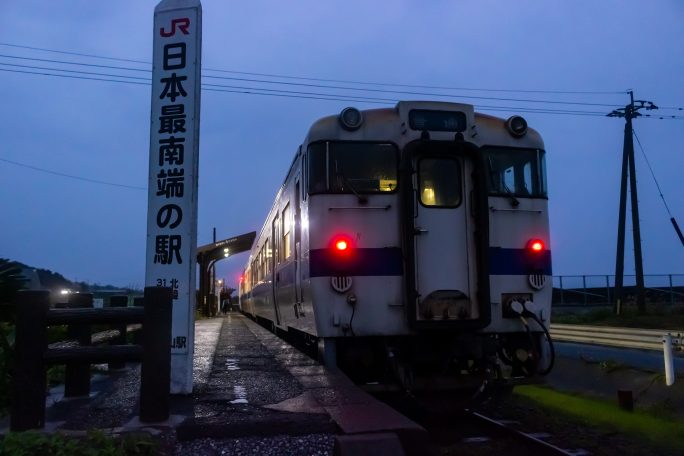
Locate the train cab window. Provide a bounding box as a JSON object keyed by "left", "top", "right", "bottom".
{"left": 486, "top": 148, "right": 547, "bottom": 198}
{"left": 418, "top": 158, "right": 462, "bottom": 207}
{"left": 308, "top": 142, "right": 398, "bottom": 194}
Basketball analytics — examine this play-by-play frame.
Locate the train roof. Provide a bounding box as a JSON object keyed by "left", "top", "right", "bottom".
{"left": 304, "top": 101, "right": 543, "bottom": 149}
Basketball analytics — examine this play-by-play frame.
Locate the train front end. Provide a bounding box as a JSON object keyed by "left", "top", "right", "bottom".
{"left": 304, "top": 101, "right": 553, "bottom": 389}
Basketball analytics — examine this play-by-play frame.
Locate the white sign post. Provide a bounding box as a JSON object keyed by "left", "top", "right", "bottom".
{"left": 146, "top": 0, "right": 202, "bottom": 394}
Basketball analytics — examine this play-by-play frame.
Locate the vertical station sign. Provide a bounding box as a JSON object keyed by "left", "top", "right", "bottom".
{"left": 146, "top": 0, "right": 202, "bottom": 394}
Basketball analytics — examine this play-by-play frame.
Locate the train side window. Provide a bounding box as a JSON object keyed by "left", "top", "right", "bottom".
{"left": 308, "top": 143, "right": 327, "bottom": 193}
{"left": 418, "top": 158, "right": 462, "bottom": 207}
{"left": 282, "top": 203, "right": 292, "bottom": 259}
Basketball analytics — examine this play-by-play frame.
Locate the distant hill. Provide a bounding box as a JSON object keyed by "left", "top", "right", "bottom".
{"left": 10, "top": 260, "right": 138, "bottom": 293}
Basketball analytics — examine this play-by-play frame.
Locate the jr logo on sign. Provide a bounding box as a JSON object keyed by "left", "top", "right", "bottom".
{"left": 160, "top": 18, "right": 190, "bottom": 37}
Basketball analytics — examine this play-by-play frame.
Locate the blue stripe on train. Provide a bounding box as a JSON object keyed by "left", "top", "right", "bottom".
{"left": 310, "top": 247, "right": 403, "bottom": 278}
{"left": 308, "top": 246, "right": 551, "bottom": 277}
{"left": 489, "top": 247, "right": 552, "bottom": 276}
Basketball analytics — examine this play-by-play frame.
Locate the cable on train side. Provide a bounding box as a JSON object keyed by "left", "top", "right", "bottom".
{"left": 509, "top": 300, "right": 555, "bottom": 376}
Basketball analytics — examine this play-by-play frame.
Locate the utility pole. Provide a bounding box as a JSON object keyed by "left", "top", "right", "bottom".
{"left": 608, "top": 91, "right": 657, "bottom": 315}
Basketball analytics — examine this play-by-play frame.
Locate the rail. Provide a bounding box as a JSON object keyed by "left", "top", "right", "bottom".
{"left": 10, "top": 287, "right": 172, "bottom": 431}
{"left": 550, "top": 323, "right": 683, "bottom": 352}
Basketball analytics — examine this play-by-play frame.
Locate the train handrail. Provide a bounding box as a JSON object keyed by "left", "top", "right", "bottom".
{"left": 550, "top": 323, "right": 683, "bottom": 352}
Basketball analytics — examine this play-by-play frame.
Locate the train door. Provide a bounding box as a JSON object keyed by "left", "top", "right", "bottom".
{"left": 294, "top": 180, "right": 303, "bottom": 317}
{"left": 271, "top": 215, "right": 283, "bottom": 326}
{"left": 410, "top": 144, "right": 480, "bottom": 324}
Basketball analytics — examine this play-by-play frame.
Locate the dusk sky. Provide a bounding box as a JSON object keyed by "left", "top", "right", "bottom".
{"left": 1, "top": 1, "right": 682, "bottom": 290}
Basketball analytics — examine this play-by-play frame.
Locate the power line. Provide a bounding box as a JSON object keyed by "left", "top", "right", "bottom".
{"left": 0, "top": 53, "right": 624, "bottom": 108}
{"left": 0, "top": 53, "right": 627, "bottom": 107}
{"left": 0, "top": 62, "right": 149, "bottom": 81}
{"left": 0, "top": 67, "right": 149, "bottom": 87}
{"left": 632, "top": 130, "right": 674, "bottom": 217}
{"left": 0, "top": 64, "right": 612, "bottom": 116}
{"left": 2, "top": 63, "right": 683, "bottom": 120}
{"left": 0, "top": 53, "right": 150, "bottom": 73}
{"left": 0, "top": 42, "right": 149, "bottom": 65}
{"left": 0, "top": 41, "right": 627, "bottom": 95}
{"left": 0, "top": 60, "right": 623, "bottom": 113}
{"left": 0, "top": 157, "right": 146, "bottom": 190}
{"left": 633, "top": 129, "right": 684, "bottom": 248}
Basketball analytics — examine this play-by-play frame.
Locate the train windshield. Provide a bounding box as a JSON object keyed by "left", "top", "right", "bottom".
{"left": 486, "top": 148, "right": 547, "bottom": 198}
{"left": 308, "top": 142, "right": 399, "bottom": 194}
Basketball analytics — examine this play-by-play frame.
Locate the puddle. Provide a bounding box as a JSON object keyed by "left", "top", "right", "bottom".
{"left": 225, "top": 359, "right": 240, "bottom": 371}
{"left": 230, "top": 385, "right": 248, "bottom": 404}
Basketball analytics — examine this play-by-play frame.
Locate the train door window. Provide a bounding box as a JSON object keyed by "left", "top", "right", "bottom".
{"left": 260, "top": 246, "right": 265, "bottom": 280}
{"left": 272, "top": 216, "right": 281, "bottom": 265}
{"left": 301, "top": 147, "right": 307, "bottom": 201}
{"left": 418, "top": 158, "right": 462, "bottom": 207}
{"left": 282, "top": 203, "right": 292, "bottom": 259}
{"left": 265, "top": 237, "right": 271, "bottom": 273}
{"left": 257, "top": 249, "right": 262, "bottom": 282}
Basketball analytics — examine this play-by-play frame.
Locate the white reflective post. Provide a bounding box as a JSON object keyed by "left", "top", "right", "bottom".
{"left": 146, "top": 0, "right": 202, "bottom": 394}
{"left": 663, "top": 333, "right": 675, "bottom": 387}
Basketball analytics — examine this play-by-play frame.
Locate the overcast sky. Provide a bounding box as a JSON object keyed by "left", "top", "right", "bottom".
{"left": 1, "top": 0, "right": 682, "bottom": 289}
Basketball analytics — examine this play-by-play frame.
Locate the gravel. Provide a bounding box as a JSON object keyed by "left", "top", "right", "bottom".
{"left": 174, "top": 433, "right": 335, "bottom": 455}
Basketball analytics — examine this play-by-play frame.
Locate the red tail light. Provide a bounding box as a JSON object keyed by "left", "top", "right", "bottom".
{"left": 330, "top": 235, "right": 354, "bottom": 255}
{"left": 527, "top": 239, "right": 545, "bottom": 252}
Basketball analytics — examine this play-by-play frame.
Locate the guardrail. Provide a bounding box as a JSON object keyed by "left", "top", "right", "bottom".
{"left": 10, "top": 287, "right": 172, "bottom": 431}
{"left": 552, "top": 274, "right": 684, "bottom": 307}
{"left": 550, "top": 323, "right": 683, "bottom": 352}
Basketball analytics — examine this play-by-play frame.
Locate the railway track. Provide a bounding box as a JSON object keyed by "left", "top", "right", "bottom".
{"left": 374, "top": 391, "right": 590, "bottom": 455}
{"left": 464, "top": 410, "right": 589, "bottom": 456}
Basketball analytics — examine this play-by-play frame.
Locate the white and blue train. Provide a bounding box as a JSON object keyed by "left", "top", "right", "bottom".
{"left": 240, "top": 101, "right": 554, "bottom": 390}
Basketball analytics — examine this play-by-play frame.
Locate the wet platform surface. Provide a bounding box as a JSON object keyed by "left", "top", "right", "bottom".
{"left": 9, "top": 313, "right": 426, "bottom": 455}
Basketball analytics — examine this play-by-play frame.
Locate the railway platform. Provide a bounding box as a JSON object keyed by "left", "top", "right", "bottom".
{"left": 9, "top": 313, "right": 427, "bottom": 455}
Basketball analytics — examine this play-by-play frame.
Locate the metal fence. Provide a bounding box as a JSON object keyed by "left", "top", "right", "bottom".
{"left": 552, "top": 274, "right": 684, "bottom": 307}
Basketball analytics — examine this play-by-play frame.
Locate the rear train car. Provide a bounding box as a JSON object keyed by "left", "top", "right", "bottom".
{"left": 239, "top": 101, "right": 553, "bottom": 390}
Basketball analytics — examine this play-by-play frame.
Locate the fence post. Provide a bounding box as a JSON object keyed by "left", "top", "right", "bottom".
{"left": 108, "top": 295, "right": 128, "bottom": 371}
{"left": 669, "top": 275, "right": 674, "bottom": 307}
{"left": 559, "top": 276, "right": 564, "bottom": 305}
{"left": 139, "top": 286, "right": 172, "bottom": 422}
{"left": 64, "top": 293, "right": 93, "bottom": 398}
{"left": 10, "top": 290, "right": 50, "bottom": 431}
{"left": 606, "top": 275, "right": 611, "bottom": 306}
{"left": 582, "top": 275, "right": 588, "bottom": 306}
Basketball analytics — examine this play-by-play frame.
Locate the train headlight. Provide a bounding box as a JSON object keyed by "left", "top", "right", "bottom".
{"left": 506, "top": 115, "right": 528, "bottom": 137}
{"left": 339, "top": 107, "right": 364, "bottom": 131}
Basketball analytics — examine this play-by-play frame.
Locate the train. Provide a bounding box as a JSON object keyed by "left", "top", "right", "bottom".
{"left": 239, "top": 101, "right": 554, "bottom": 392}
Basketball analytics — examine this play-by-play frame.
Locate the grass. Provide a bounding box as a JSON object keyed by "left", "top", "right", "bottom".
{"left": 553, "top": 305, "right": 684, "bottom": 329}
{"left": 0, "top": 429, "right": 158, "bottom": 455}
{"left": 515, "top": 385, "right": 684, "bottom": 454}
